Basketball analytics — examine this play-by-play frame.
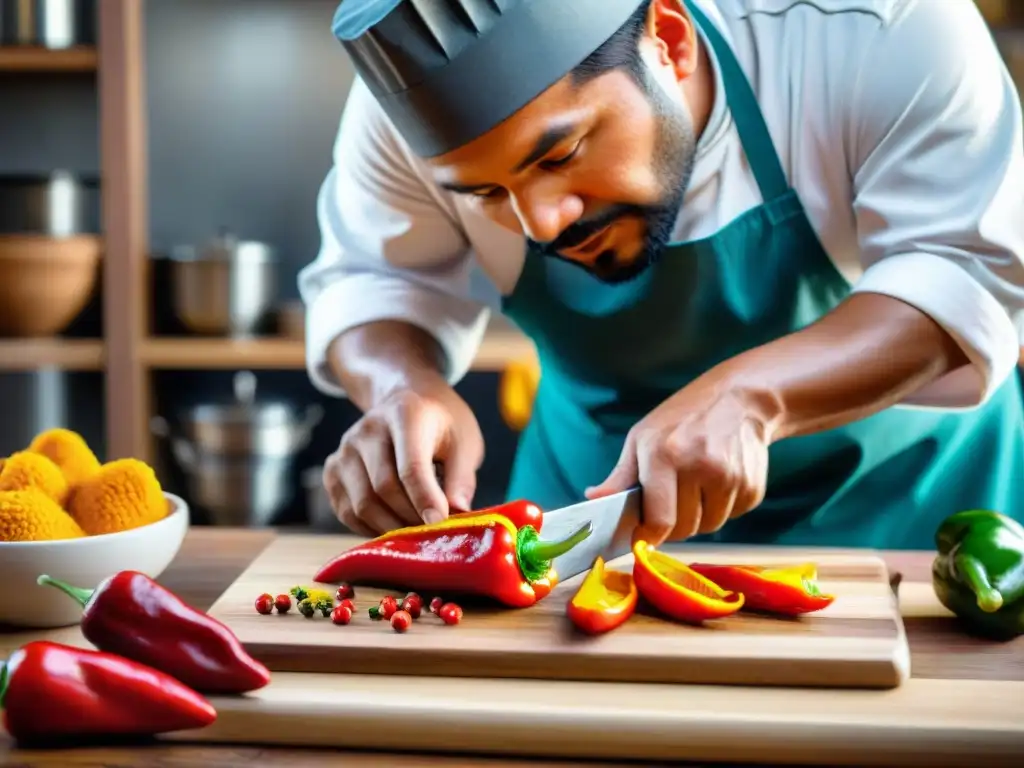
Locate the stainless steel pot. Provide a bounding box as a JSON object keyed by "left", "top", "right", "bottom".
{"left": 166, "top": 229, "right": 278, "bottom": 337}
{"left": 0, "top": 0, "right": 95, "bottom": 48}
{"left": 168, "top": 440, "right": 296, "bottom": 528}
{"left": 151, "top": 372, "right": 324, "bottom": 527}
{"left": 0, "top": 172, "right": 100, "bottom": 236}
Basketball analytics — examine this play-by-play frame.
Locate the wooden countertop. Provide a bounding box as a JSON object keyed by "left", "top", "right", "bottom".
{"left": 2, "top": 528, "right": 1022, "bottom": 766}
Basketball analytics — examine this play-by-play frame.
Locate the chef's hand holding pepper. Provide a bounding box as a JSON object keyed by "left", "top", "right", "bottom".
{"left": 323, "top": 382, "right": 484, "bottom": 537}
{"left": 585, "top": 373, "right": 779, "bottom": 545}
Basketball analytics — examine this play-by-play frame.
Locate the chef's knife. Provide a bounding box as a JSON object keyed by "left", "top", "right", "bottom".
{"left": 538, "top": 487, "right": 643, "bottom": 582}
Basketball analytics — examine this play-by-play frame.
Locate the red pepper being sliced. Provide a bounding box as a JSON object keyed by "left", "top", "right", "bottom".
{"left": 38, "top": 571, "right": 271, "bottom": 694}
{"left": 0, "top": 640, "right": 217, "bottom": 744}
{"left": 449, "top": 498, "right": 544, "bottom": 532}
{"left": 313, "top": 513, "right": 591, "bottom": 608}
{"left": 531, "top": 566, "right": 559, "bottom": 601}
{"left": 687, "top": 562, "right": 836, "bottom": 615}
{"left": 567, "top": 556, "right": 638, "bottom": 635}
{"left": 632, "top": 541, "right": 744, "bottom": 624}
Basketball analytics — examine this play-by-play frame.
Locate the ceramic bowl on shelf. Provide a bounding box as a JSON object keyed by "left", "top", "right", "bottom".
{"left": 0, "top": 233, "right": 102, "bottom": 337}
{"left": 0, "top": 492, "right": 190, "bottom": 629}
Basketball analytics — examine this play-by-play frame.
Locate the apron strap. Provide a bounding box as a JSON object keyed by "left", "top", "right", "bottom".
{"left": 685, "top": 0, "right": 790, "bottom": 201}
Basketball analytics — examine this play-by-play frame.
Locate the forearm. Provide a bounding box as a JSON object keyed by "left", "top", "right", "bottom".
{"left": 327, "top": 320, "right": 451, "bottom": 412}
{"left": 722, "top": 293, "right": 970, "bottom": 442}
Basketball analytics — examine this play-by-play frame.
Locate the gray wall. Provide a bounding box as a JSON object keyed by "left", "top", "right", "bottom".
{"left": 0, "top": 0, "right": 519, "bottom": 516}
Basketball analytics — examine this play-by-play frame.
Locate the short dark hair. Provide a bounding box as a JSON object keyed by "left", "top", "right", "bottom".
{"left": 569, "top": 1, "right": 653, "bottom": 88}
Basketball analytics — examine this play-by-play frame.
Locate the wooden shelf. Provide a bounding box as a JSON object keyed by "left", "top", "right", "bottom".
{"left": 142, "top": 324, "right": 537, "bottom": 372}
{"left": 0, "top": 338, "right": 104, "bottom": 371}
{"left": 0, "top": 46, "right": 97, "bottom": 72}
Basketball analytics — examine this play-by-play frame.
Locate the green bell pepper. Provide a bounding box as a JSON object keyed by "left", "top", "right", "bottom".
{"left": 932, "top": 509, "right": 1024, "bottom": 641}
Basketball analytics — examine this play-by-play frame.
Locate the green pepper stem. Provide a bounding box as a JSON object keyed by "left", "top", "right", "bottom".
{"left": 0, "top": 660, "right": 7, "bottom": 710}
{"left": 516, "top": 521, "right": 593, "bottom": 583}
{"left": 955, "top": 553, "right": 1003, "bottom": 613}
{"left": 37, "top": 574, "right": 93, "bottom": 608}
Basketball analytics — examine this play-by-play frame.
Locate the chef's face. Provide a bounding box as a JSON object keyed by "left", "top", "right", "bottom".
{"left": 428, "top": 0, "right": 701, "bottom": 283}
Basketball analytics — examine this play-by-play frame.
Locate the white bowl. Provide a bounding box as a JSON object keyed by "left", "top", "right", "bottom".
{"left": 0, "top": 492, "right": 190, "bottom": 628}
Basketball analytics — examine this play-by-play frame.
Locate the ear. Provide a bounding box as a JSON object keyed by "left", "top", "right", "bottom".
{"left": 645, "top": 0, "right": 699, "bottom": 79}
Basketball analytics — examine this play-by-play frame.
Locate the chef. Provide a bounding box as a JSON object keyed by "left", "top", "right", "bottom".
{"left": 299, "top": 0, "right": 1024, "bottom": 549}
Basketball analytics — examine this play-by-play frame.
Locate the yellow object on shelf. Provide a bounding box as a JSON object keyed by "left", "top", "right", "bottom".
{"left": 499, "top": 357, "right": 541, "bottom": 432}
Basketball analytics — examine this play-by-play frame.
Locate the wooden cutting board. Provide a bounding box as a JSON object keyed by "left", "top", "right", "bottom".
{"left": 206, "top": 533, "right": 910, "bottom": 690}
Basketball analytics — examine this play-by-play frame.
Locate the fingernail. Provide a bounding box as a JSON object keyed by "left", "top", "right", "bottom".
{"left": 451, "top": 494, "right": 471, "bottom": 510}
{"left": 423, "top": 508, "right": 444, "bottom": 525}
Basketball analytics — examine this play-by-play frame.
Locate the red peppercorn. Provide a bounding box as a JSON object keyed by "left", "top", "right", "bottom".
{"left": 338, "top": 598, "right": 355, "bottom": 612}
{"left": 391, "top": 609, "right": 412, "bottom": 633}
{"left": 331, "top": 605, "right": 353, "bottom": 625}
{"left": 335, "top": 583, "right": 354, "bottom": 601}
{"left": 438, "top": 602, "right": 463, "bottom": 625}
{"left": 379, "top": 595, "right": 398, "bottom": 619}
{"left": 404, "top": 592, "right": 421, "bottom": 604}
{"left": 429, "top": 596, "right": 443, "bottom": 614}
{"left": 401, "top": 597, "right": 422, "bottom": 619}
{"left": 274, "top": 594, "right": 292, "bottom": 613}
{"left": 255, "top": 594, "right": 274, "bottom": 615}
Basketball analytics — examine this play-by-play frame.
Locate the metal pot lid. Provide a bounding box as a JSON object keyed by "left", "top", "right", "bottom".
{"left": 168, "top": 227, "right": 276, "bottom": 263}
{"left": 184, "top": 371, "right": 301, "bottom": 425}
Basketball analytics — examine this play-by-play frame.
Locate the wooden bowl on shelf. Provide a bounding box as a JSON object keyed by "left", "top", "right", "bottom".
{"left": 0, "top": 234, "right": 102, "bottom": 337}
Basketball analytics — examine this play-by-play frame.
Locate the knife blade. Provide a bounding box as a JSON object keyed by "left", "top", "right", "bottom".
{"left": 539, "top": 487, "right": 643, "bottom": 582}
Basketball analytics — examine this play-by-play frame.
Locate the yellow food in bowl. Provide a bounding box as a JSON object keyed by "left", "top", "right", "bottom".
{"left": 0, "top": 451, "right": 70, "bottom": 507}
{"left": 28, "top": 427, "right": 102, "bottom": 486}
{"left": 68, "top": 458, "right": 168, "bottom": 536}
{"left": 0, "top": 430, "right": 168, "bottom": 542}
{"left": 0, "top": 489, "right": 86, "bottom": 542}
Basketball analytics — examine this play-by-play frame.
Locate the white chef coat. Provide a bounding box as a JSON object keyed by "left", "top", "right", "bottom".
{"left": 298, "top": 0, "right": 1024, "bottom": 411}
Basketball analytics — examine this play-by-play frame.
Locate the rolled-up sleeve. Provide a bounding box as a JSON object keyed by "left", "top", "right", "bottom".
{"left": 298, "top": 77, "right": 490, "bottom": 398}
{"left": 847, "top": 0, "right": 1024, "bottom": 408}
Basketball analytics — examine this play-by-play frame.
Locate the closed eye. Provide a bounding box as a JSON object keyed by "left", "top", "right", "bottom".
{"left": 539, "top": 144, "right": 580, "bottom": 171}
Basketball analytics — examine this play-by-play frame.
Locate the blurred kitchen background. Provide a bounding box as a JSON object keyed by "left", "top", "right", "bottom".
{"left": 1, "top": 0, "right": 1021, "bottom": 532}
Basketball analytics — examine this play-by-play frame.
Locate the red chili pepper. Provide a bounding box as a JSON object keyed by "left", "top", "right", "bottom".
{"left": 631, "top": 541, "right": 745, "bottom": 624}
{"left": 38, "top": 571, "right": 270, "bottom": 695}
{"left": 313, "top": 514, "right": 592, "bottom": 608}
{"left": 450, "top": 499, "right": 544, "bottom": 532}
{"left": 686, "top": 562, "right": 836, "bottom": 615}
{"left": 566, "top": 556, "right": 638, "bottom": 635}
{"left": 0, "top": 640, "right": 217, "bottom": 744}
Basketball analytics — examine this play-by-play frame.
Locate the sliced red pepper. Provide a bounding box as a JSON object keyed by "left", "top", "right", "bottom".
{"left": 313, "top": 513, "right": 591, "bottom": 608}
{"left": 687, "top": 562, "right": 835, "bottom": 615}
{"left": 631, "top": 541, "right": 744, "bottom": 624}
{"left": 0, "top": 640, "right": 217, "bottom": 744}
{"left": 450, "top": 499, "right": 544, "bottom": 532}
{"left": 38, "top": 571, "right": 271, "bottom": 694}
{"left": 567, "top": 556, "right": 637, "bottom": 635}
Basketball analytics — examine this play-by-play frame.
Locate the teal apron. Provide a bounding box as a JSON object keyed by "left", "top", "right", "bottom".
{"left": 500, "top": 0, "right": 1024, "bottom": 550}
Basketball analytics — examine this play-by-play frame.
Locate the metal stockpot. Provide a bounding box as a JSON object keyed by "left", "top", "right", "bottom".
{"left": 0, "top": 0, "right": 95, "bottom": 48}
{"left": 0, "top": 172, "right": 100, "bottom": 236}
{"left": 151, "top": 372, "right": 323, "bottom": 527}
{"left": 167, "top": 229, "right": 278, "bottom": 338}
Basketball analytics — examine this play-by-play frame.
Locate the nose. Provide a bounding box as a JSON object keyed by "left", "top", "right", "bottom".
{"left": 510, "top": 183, "right": 583, "bottom": 244}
